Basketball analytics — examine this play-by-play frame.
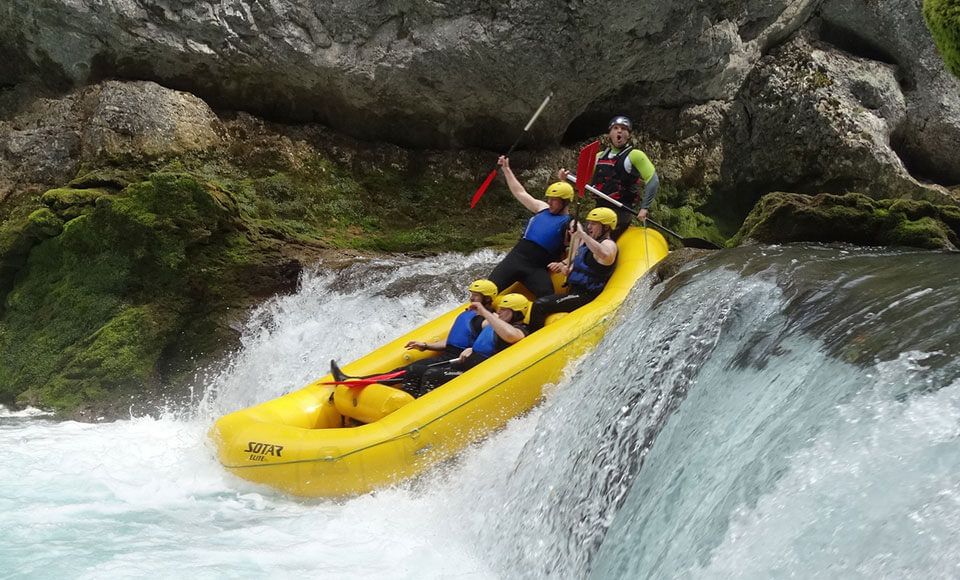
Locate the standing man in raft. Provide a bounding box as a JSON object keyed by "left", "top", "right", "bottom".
{"left": 559, "top": 115, "right": 660, "bottom": 239}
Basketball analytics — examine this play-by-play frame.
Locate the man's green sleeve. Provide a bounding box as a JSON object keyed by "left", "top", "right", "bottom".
{"left": 628, "top": 149, "right": 656, "bottom": 182}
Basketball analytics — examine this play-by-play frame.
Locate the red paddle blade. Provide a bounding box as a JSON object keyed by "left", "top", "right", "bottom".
{"left": 470, "top": 168, "right": 499, "bottom": 208}
{"left": 367, "top": 370, "right": 406, "bottom": 382}
{"left": 575, "top": 140, "right": 600, "bottom": 197}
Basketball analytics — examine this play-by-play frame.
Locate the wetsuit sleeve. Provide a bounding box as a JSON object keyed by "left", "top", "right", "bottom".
{"left": 627, "top": 149, "right": 656, "bottom": 182}
{"left": 641, "top": 171, "right": 659, "bottom": 210}
{"left": 625, "top": 149, "right": 658, "bottom": 209}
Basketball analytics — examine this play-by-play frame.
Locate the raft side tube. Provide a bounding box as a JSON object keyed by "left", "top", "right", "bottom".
{"left": 210, "top": 227, "right": 670, "bottom": 497}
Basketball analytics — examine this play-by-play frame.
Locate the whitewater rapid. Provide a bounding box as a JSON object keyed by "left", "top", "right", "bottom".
{"left": 2, "top": 251, "right": 511, "bottom": 579}
{"left": 2, "top": 245, "right": 958, "bottom": 578}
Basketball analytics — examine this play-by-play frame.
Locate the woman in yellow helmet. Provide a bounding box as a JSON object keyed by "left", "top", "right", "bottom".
{"left": 395, "top": 279, "right": 498, "bottom": 394}
{"left": 487, "top": 156, "right": 572, "bottom": 298}
{"left": 403, "top": 279, "right": 497, "bottom": 356}
{"left": 529, "top": 207, "right": 619, "bottom": 329}
{"left": 415, "top": 293, "right": 531, "bottom": 396}
{"left": 330, "top": 280, "right": 498, "bottom": 393}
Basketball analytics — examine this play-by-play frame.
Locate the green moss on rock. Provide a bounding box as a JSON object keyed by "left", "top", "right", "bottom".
{"left": 69, "top": 167, "right": 139, "bottom": 190}
{"left": 22, "top": 304, "right": 179, "bottom": 412}
{"left": 731, "top": 192, "right": 960, "bottom": 249}
{"left": 41, "top": 187, "right": 114, "bottom": 218}
{"left": 0, "top": 171, "right": 274, "bottom": 412}
{"left": 893, "top": 216, "right": 951, "bottom": 248}
{"left": 27, "top": 208, "right": 65, "bottom": 237}
{"left": 924, "top": 0, "right": 960, "bottom": 78}
{"left": 190, "top": 154, "right": 526, "bottom": 254}
{"left": 643, "top": 184, "right": 725, "bottom": 248}
{"left": 652, "top": 204, "right": 725, "bottom": 249}
{"left": 0, "top": 205, "right": 63, "bottom": 304}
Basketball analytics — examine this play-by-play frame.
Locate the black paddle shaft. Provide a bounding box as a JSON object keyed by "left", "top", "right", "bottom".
{"left": 563, "top": 174, "right": 721, "bottom": 250}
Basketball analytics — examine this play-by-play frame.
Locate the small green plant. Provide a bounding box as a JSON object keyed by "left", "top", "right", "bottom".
{"left": 810, "top": 70, "right": 833, "bottom": 89}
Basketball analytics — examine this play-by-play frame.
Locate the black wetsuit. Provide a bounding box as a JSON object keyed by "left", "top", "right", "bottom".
{"left": 529, "top": 243, "right": 616, "bottom": 329}
{"left": 411, "top": 321, "right": 529, "bottom": 397}
{"left": 398, "top": 311, "right": 484, "bottom": 394}
{"left": 489, "top": 209, "right": 570, "bottom": 298}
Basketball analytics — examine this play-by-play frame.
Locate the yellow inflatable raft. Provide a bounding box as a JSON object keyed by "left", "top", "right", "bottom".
{"left": 210, "top": 226, "right": 668, "bottom": 498}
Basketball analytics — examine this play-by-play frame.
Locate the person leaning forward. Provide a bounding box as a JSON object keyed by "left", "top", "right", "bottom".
{"left": 413, "top": 293, "right": 531, "bottom": 397}
{"left": 488, "top": 156, "right": 572, "bottom": 298}
{"left": 559, "top": 115, "right": 659, "bottom": 239}
{"left": 397, "top": 279, "right": 498, "bottom": 394}
{"left": 329, "top": 280, "right": 499, "bottom": 395}
{"left": 529, "top": 207, "right": 619, "bottom": 329}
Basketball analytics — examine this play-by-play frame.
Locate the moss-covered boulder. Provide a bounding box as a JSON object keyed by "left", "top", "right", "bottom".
{"left": 730, "top": 192, "right": 960, "bottom": 249}
{"left": 0, "top": 206, "right": 63, "bottom": 304}
{"left": 0, "top": 171, "right": 299, "bottom": 414}
{"left": 649, "top": 184, "right": 726, "bottom": 248}
{"left": 924, "top": 0, "right": 960, "bottom": 78}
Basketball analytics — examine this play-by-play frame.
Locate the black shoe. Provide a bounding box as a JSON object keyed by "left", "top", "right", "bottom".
{"left": 330, "top": 359, "right": 347, "bottom": 382}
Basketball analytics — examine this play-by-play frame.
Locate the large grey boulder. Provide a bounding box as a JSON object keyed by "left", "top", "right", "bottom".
{"left": 80, "top": 80, "right": 224, "bottom": 161}
{"left": 0, "top": 81, "right": 224, "bottom": 192}
{"left": 723, "top": 33, "right": 948, "bottom": 202}
{"left": 0, "top": 93, "right": 85, "bottom": 193}
{"left": 819, "top": 0, "right": 960, "bottom": 184}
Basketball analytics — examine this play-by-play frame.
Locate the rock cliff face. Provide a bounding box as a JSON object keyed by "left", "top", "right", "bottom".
{"left": 4, "top": 0, "right": 813, "bottom": 145}
{"left": 3, "top": 0, "right": 958, "bottom": 206}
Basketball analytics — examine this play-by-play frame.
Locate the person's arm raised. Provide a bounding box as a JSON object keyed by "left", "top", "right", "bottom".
{"left": 499, "top": 156, "right": 548, "bottom": 214}
{"left": 470, "top": 302, "right": 526, "bottom": 344}
{"left": 572, "top": 224, "right": 617, "bottom": 266}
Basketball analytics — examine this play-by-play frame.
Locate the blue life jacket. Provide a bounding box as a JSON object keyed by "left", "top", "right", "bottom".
{"left": 471, "top": 321, "right": 528, "bottom": 360}
{"left": 471, "top": 324, "right": 499, "bottom": 359}
{"left": 522, "top": 209, "right": 570, "bottom": 256}
{"left": 567, "top": 244, "right": 616, "bottom": 295}
{"left": 446, "top": 310, "right": 480, "bottom": 350}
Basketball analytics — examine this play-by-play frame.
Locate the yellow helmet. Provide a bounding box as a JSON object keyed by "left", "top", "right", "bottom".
{"left": 586, "top": 207, "right": 618, "bottom": 229}
{"left": 496, "top": 293, "right": 531, "bottom": 324}
{"left": 544, "top": 182, "right": 574, "bottom": 201}
{"left": 468, "top": 279, "right": 498, "bottom": 298}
